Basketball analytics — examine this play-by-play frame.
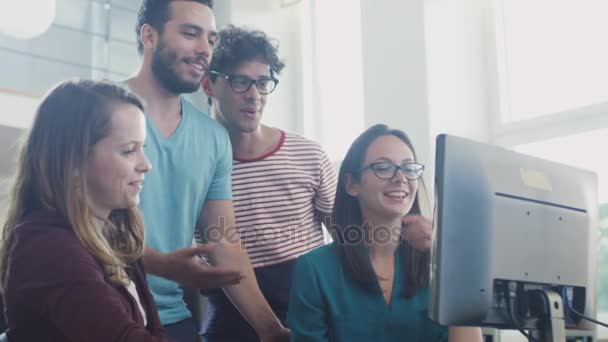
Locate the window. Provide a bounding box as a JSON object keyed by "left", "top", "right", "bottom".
{"left": 494, "top": 0, "right": 608, "bottom": 123}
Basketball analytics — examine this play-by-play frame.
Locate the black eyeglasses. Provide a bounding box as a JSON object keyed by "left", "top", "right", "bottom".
{"left": 209, "top": 71, "right": 279, "bottom": 95}
{"left": 359, "top": 161, "right": 424, "bottom": 180}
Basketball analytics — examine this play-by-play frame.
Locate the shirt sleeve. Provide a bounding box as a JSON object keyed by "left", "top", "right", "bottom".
{"left": 206, "top": 127, "right": 233, "bottom": 200}
{"left": 287, "top": 255, "right": 329, "bottom": 342}
{"left": 313, "top": 148, "right": 337, "bottom": 215}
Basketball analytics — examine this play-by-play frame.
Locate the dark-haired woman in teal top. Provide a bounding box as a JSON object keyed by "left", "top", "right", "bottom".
{"left": 287, "top": 124, "right": 482, "bottom": 342}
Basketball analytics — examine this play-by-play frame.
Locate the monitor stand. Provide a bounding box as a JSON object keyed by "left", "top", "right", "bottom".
{"left": 528, "top": 289, "right": 567, "bottom": 342}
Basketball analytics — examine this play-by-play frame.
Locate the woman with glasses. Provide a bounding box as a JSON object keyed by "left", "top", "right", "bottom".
{"left": 286, "top": 124, "right": 482, "bottom": 341}
{"left": 0, "top": 80, "right": 172, "bottom": 341}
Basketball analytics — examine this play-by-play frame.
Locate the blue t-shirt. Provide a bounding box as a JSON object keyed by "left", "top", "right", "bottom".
{"left": 139, "top": 97, "right": 233, "bottom": 325}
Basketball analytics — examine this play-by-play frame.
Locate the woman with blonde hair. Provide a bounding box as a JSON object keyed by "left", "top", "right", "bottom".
{"left": 0, "top": 79, "right": 171, "bottom": 341}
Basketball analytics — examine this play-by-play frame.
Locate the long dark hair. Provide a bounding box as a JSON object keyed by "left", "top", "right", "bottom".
{"left": 331, "top": 124, "right": 429, "bottom": 298}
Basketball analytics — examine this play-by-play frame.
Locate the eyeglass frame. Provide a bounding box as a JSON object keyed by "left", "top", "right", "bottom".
{"left": 208, "top": 70, "right": 279, "bottom": 95}
{"left": 358, "top": 161, "right": 425, "bottom": 180}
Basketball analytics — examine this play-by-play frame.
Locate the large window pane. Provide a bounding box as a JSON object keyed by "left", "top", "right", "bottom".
{"left": 497, "top": 0, "right": 608, "bottom": 122}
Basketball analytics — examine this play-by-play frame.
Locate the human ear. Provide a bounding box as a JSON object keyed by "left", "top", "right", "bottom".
{"left": 345, "top": 173, "right": 359, "bottom": 197}
{"left": 140, "top": 24, "right": 158, "bottom": 51}
{"left": 202, "top": 76, "right": 215, "bottom": 97}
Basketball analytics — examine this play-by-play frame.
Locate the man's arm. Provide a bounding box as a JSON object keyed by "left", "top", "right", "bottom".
{"left": 200, "top": 199, "right": 289, "bottom": 342}
{"left": 313, "top": 147, "right": 337, "bottom": 238}
{"left": 142, "top": 244, "right": 243, "bottom": 289}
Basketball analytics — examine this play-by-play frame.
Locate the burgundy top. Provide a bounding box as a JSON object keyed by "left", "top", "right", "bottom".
{"left": 3, "top": 210, "right": 171, "bottom": 342}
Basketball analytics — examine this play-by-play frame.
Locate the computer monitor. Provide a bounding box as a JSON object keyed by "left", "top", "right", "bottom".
{"left": 429, "top": 134, "right": 598, "bottom": 336}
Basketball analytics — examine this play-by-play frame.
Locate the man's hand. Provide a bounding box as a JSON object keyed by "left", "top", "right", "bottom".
{"left": 401, "top": 215, "right": 433, "bottom": 252}
{"left": 160, "top": 244, "right": 244, "bottom": 289}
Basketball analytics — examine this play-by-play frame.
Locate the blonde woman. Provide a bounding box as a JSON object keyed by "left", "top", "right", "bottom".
{"left": 0, "top": 80, "right": 170, "bottom": 341}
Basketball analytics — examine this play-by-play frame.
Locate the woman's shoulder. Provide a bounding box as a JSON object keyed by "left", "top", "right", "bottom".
{"left": 299, "top": 243, "right": 339, "bottom": 260}
{"left": 296, "top": 243, "right": 342, "bottom": 272}
{"left": 13, "top": 211, "right": 80, "bottom": 248}
{"left": 291, "top": 244, "right": 346, "bottom": 293}
{"left": 9, "top": 211, "right": 102, "bottom": 282}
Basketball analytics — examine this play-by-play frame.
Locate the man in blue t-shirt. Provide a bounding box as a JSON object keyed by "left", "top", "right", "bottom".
{"left": 126, "top": 1, "right": 289, "bottom": 341}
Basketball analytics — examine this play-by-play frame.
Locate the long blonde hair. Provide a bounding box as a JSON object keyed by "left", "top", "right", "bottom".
{"left": 0, "top": 79, "right": 146, "bottom": 289}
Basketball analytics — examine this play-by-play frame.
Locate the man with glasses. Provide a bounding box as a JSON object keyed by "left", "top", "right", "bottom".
{"left": 201, "top": 26, "right": 338, "bottom": 341}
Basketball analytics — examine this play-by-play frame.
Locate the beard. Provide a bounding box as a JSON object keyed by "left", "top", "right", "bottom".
{"left": 151, "top": 40, "right": 201, "bottom": 94}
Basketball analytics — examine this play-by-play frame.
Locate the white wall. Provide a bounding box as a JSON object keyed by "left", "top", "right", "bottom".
{"left": 425, "top": 0, "right": 493, "bottom": 146}
{"left": 0, "top": 91, "right": 37, "bottom": 129}
{"left": 357, "top": 0, "right": 434, "bottom": 194}
{"left": 359, "top": 0, "right": 432, "bottom": 158}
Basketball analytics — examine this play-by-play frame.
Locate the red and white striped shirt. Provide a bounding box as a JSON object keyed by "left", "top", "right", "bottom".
{"left": 232, "top": 131, "right": 337, "bottom": 268}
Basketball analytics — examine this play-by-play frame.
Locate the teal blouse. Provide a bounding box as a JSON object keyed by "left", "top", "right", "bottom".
{"left": 287, "top": 244, "right": 448, "bottom": 342}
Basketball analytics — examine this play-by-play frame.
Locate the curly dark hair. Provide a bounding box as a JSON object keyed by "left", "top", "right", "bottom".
{"left": 207, "top": 25, "right": 286, "bottom": 79}
{"left": 135, "top": 0, "right": 213, "bottom": 55}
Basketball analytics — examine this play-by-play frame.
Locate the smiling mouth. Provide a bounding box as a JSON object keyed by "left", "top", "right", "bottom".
{"left": 186, "top": 60, "right": 206, "bottom": 73}
{"left": 191, "top": 63, "right": 204, "bottom": 71}
{"left": 384, "top": 191, "right": 409, "bottom": 199}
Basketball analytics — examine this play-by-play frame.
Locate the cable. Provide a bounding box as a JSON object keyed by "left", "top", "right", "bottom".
{"left": 505, "top": 283, "right": 539, "bottom": 342}
{"left": 508, "top": 297, "right": 539, "bottom": 342}
{"left": 563, "top": 288, "right": 608, "bottom": 329}
{"left": 569, "top": 307, "right": 608, "bottom": 329}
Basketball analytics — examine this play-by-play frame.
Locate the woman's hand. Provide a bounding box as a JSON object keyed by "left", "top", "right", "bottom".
{"left": 401, "top": 215, "right": 433, "bottom": 252}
